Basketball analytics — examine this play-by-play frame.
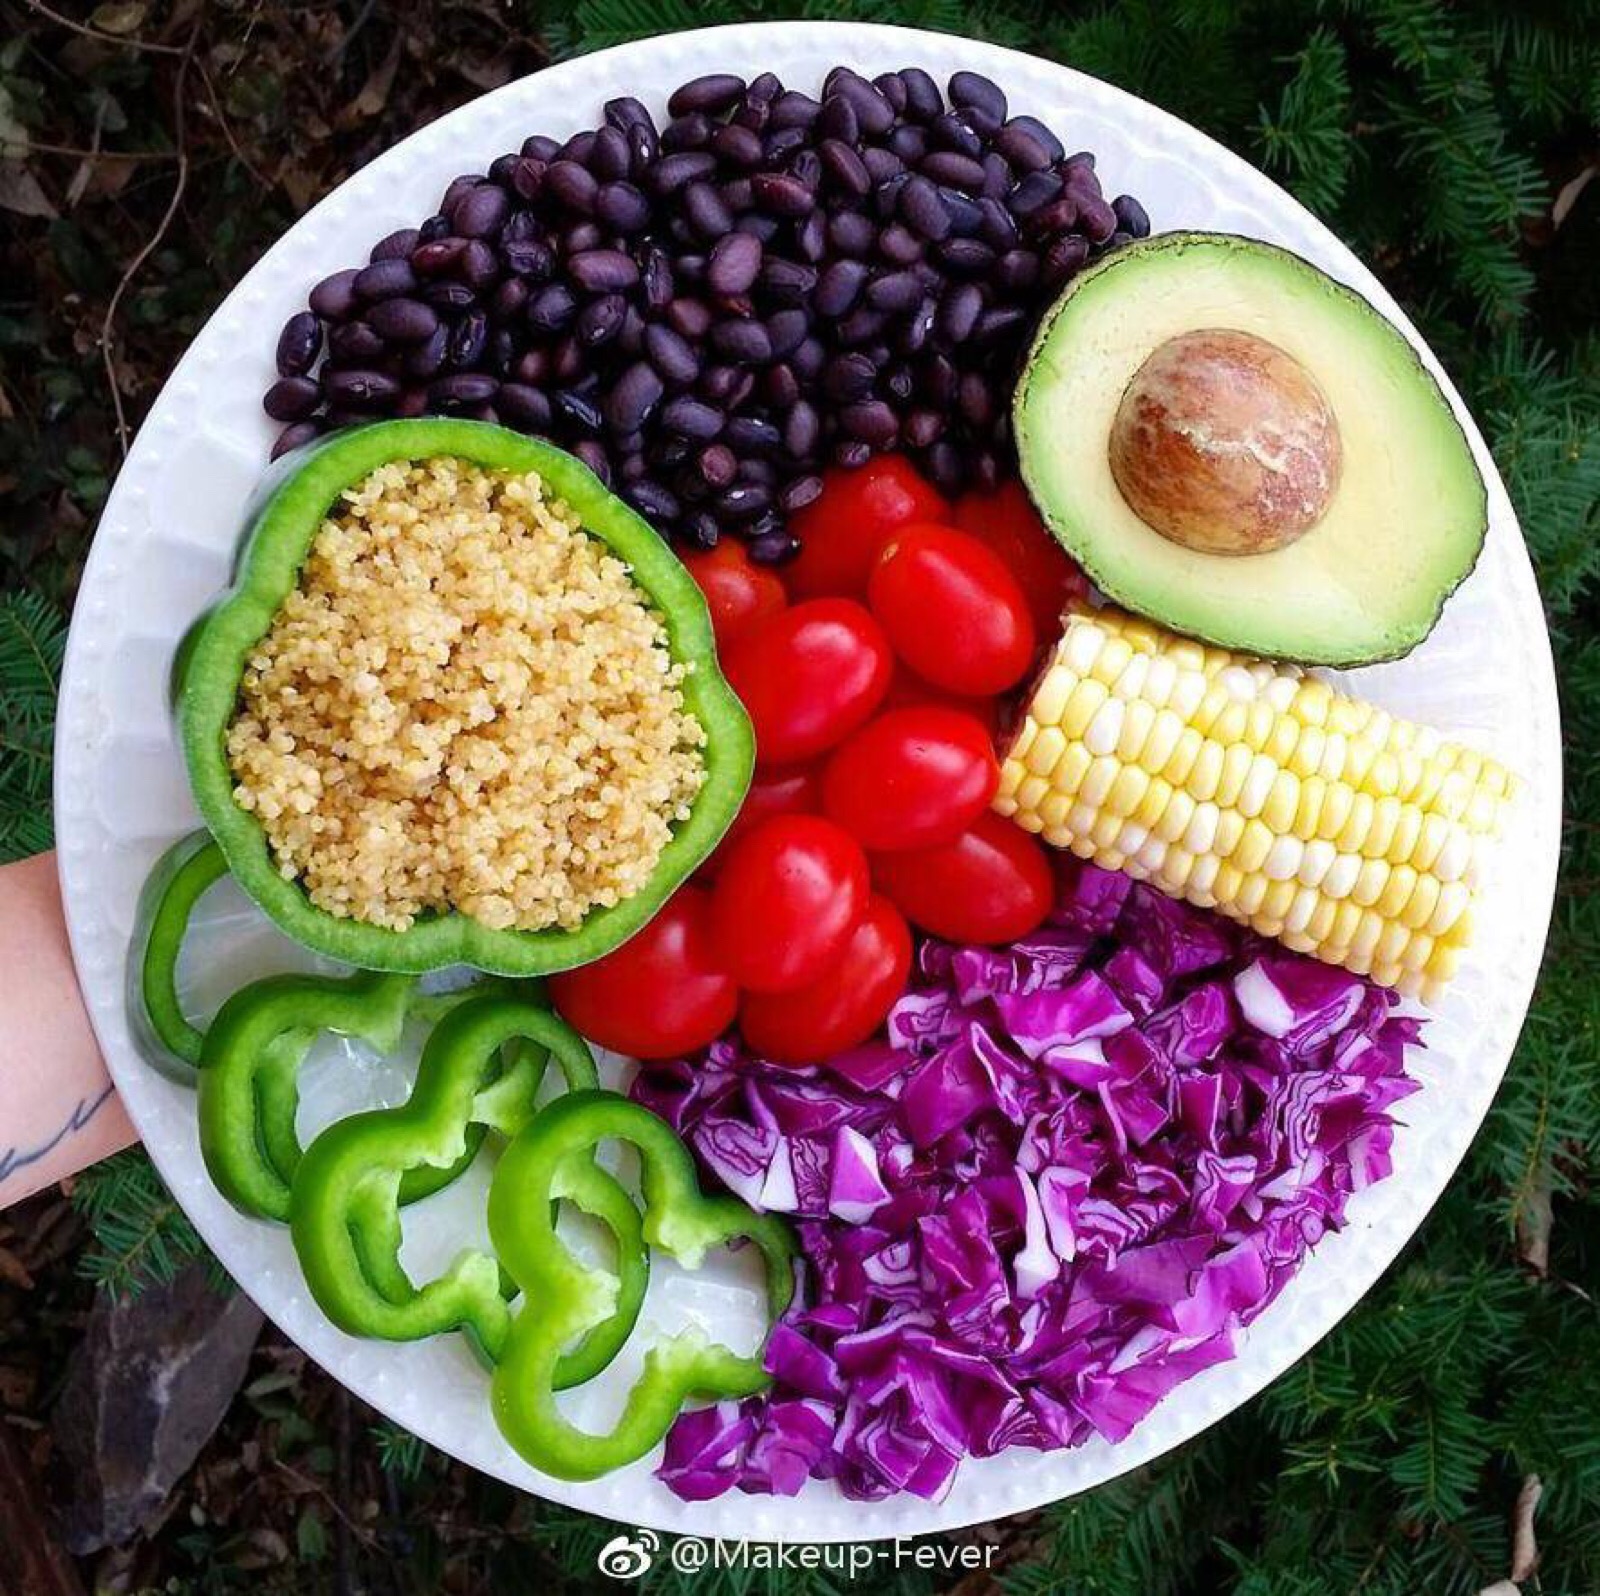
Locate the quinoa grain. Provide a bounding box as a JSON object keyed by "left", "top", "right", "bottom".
{"left": 228, "top": 457, "right": 706, "bottom": 932}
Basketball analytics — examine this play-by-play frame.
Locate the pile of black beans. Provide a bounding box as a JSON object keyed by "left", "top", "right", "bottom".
{"left": 266, "top": 66, "right": 1151, "bottom": 562}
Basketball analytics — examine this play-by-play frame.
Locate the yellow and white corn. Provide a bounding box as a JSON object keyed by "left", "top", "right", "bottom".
{"left": 995, "top": 608, "right": 1515, "bottom": 1004}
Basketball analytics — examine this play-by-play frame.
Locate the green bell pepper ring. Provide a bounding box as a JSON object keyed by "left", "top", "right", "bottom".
{"left": 197, "top": 969, "right": 500, "bottom": 1222}
{"left": 128, "top": 830, "right": 228, "bottom": 1078}
{"left": 177, "top": 419, "right": 753, "bottom": 977}
{"left": 487, "top": 1091, "right": 796, "bottom": 1482}
{"left": 288, "top": 997, "right": 648, "bottom": 1382}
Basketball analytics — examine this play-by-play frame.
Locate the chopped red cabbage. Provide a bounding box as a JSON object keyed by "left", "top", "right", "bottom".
{"left": 641, "top": 861, "right": 1421, "bottom": 1502}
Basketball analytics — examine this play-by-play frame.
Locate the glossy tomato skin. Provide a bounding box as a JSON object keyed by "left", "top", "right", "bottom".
{"left": 723, "top": 599, "right": 893, "bottom": 766}
{"left": 873, "top": 811, "right": 1054, "bottom": 944}
{"left": 787, "top": 457, "right": 950, "bottom": 600}
{"left": 954, "top": 480, "right": 1088, "bottom": 637}
{"left": 682, "top": 541, "right": 787, "bottom": 651}
{"left": 869, "top": 523, "right": 1037, "bottom": 696}
{"left": 740, "top": 894, "right": 912, "bottom": 1065}
{"left": 822, "top": 707, "right": 1000, "bottom": 852}
{"left": 549, "top": 888, "right": 736, "bottom": 1058}
{"left": 697, "top": 764, "right": 822, "bottom": 880}
{"left": 710, "top": 815, "right": 869, "bottom": 993}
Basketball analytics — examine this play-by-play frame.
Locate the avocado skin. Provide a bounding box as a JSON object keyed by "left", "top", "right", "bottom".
{"left": 176, "top": 418, "right": 754, "bottom": 975}
{"left": 1014, "top": 231, "right": 1489, "bottom": 667}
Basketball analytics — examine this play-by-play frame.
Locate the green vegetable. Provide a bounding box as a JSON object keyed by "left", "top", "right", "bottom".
{"left": 289, "top": 996, "right": 648, "bottom": 1380}
{"left": 197, "top": 968, "right": 500, "bottom": 1221}
{"left": 489, "top": 1091, "right": 795, "bottom": 1481}
{"left": 128, "top": 829, "right": 228, "bottom": 1078}
{"left": 176, "top": 419, "right": 753, "bottom": 975}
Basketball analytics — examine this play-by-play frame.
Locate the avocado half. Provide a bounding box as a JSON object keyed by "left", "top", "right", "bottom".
{"left": 178, "top": 418, "right": 753, "bottom": 976}
{"left": 1013, "top": 232, "right": 1488, "bottom": 665}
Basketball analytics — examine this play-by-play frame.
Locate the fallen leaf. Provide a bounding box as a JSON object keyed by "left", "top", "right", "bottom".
{"left": 1477, "top": 1583, "right": 1519, "bottom": 1596}
{"left": 0, "top": 161, "right": 57, "bottom": 219}
{"left": 89, "top": 2, "right": 149, "bottom": 36}
{"left": 1511, "top": 1474, "right": 1542, "bottom": 1582}
{"left": 1515, "top": 1163, "right": 1552, "bottom": 1276}
{"left": 0, "top": 1245, "right": 33, "bottom": 1289}
{"left": 336, "top": 32, "right": 402, "bottom": 129}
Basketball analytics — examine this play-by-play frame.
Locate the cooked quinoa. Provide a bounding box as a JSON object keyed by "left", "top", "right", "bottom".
{"left": 227, "top": 457, "right": 707, "bottom": 933}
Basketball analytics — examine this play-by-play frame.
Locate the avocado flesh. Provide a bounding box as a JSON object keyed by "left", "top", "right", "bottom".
{"left": 1014, "top": 232, "right": 1487, "bottom": 665}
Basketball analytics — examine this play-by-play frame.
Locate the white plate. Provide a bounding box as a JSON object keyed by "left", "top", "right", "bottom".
{"left": 54, "top": 21, "right": 1561, "bottom": 1542}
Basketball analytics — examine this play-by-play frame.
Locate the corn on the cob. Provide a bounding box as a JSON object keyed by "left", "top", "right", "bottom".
{"left": 996, "top": 607, "right": 1515, "bottom": 1004}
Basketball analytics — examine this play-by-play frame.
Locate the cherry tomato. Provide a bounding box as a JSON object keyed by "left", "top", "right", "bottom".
{"left": 724, "top": 599, "right": 893, "bottom": 766}
{"left": 873, "top": 812, "right": 1053, "bottom": 944}
{"left": 710, "top": 815, "right": 869, "bottom": 993}
{"left": 549, "top": 888, "right": 736, "bottom": 1058}
{"left": 869, "top": 523, "right": 1037, "bottom": 696}
{"left": 740, "top": 894, "right": 912, "bottom": 1065}
{"left": 682, "top": 541, "right": 787, "bottom": 651}
{"left": 697, "top": 764, "right": 822, "bottom": 880}
{"left": 879, "top": 664, "right": 1000, "bottom": 737}
{"left": 823, "top": 707, "right": 1000, "bottom": 852}
{"left": 787, "top": 457, "right": 950, "bottom": 600}
{"left": 955, "top": 480, "right": 1089, "bottom": 637}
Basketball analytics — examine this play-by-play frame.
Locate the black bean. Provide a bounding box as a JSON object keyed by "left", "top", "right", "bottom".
{"left": 372, "top": 227, "right": 421, "bottom": 263}
{"left": 547, "top": 161, "right": 599, "bottom": 214}
{"left": 589, "top": 125, "right": 631, "bottom": 182}
{"left": 275, "top": 312, "right": 321, "bottom": 378}
{"left": 711, "top": 317, "right": 773, "bottom": 364}
{"left": 784, "top": 400, "right": 820, "bottom": 458}
{"left": 817, "top": 93, "right": 860, "bottom": 145}
{"left": 418, "top": 213, "right": 452, "bottom": 243}
{"left": 827, "top": 210, "right": 876, "bottom": 257}
{"left": 958, "top": 371, "right": 994, "bottom": 428}
{"left": 760, "top": 258, "right": 817, "bottom": 303}
{"left": 981, "top": 151, "right": 1012, "bottom": 200}
{"left": 1009, "top": 169, "right": 1062, "bottom": 216}
{"left": 605, "top": 361, "right": 665, "bottom": 433}
{"left": 501, "top": 234, "right": 555, "bottom": 281}
{"left": 825, "top": 67, "right": 895, "bottom": 135}
{"left": 567, "top": 249, "right": 640, "bottom": 292}
{"left": 705, "top": 230, "right": 761, "bottom": 296}
{"left": 794, "top": 334, "right": 826, "bottom": 383}
{"left": 569, "top": 439, "right": 609, "bottom": 484}
{"left": 662, "top": 396, "right": 724, "bottom": 439}
{"left": 898, "top": 67, "right": 943, "bottom": 121}
{"left": 765, "top": 308, "right": 808, "bottom": 358}
{"left": 1043, "top": 233, "right": 1091, "bottom": 284}
{"left": 819, "top": 138, "right": 871, "bottom": 199}
{"left": 263, "top": 375, "right": 320, "bottom": 421}
{"left": 779, "top": 473, "right": 824, "bottom": 514}
{"left": 625, "top": 480, "right": 681, "bottom": 524}
{"left": 490, "top": 383, "right": 548, "bottom": 431}
{"left": 899, "top": 175, "right": 951, "bottom": 241}
{"left": 1113, "top": 193, "right": 1151, "bottom": 237}
{"left": 404, "top": 324, "right": 449, "bottom": 377}
{"left": 667, "top": 297, "right": 713, "bottom": 339}
{"left": 750, "top": 172, "right": 814, "bottom": 218}
{"left": 834, "top": 439, "right": 872, "bottom": 470}
{"left": 662, "top": 113, "right": 714, "bottom": 155}
{"left": 1010, "top": 114, "right": 1064, "bottom": 164}
{"left": 949, "top": 70, "right": 1006, "bottom": 122}
{"left": 326, "top": 322, "right": 382, "bottom": 364}
{"left": 593, "top": 181, "right": 651, "bottom": 233}
{"left": 637, "top": 326, "right": 691, "bottom": 388}
{"left": 699, "top": 128, "right": 750, "bottom": 177}
{"left": 422, "top": 282, "right": 476, "bottom": 310}
{"left": 718, "top": 482, "right": 771, "bottom": 520}
{"left": 458, "top": 239, "right": 500, "bottom": 290}
{"left": 562, "top": 130, "right": 597, "bottom": 164}
{"left": 904, "top": 408, "right": 944, "bottom": 449}
{"left": 685, "top": 181, "right": 734, "bottom": 240}
{"left": 897, "top": 296, "right": 936, "bottom": 355}
{"left": 455, "top": 184, "right": 510, "bottom": 238}
{"left": 995, "top": 247, "right": 1040, "bottom": 292}
{"left": 627, "top": 121, "right": 659, "bottom": 177}
{"left": 308, "top": 268, "right": 361, "bottom": 320}
{"left": 573, "top": 292, "right": 624, "bottom": 347}
{"left": 747, "top": 70, "right": 783, "bottom": 103}
{"left": 605, "top": 96, "right": 654, "bottom": 132}
{"left": 929, "top": 111, "right": 983, "bottom": 160}
{"left": 326, "top": 369, "right": 401, "bottom": 406}
{"left": 762, "top": 362, "right": 800, "bottom": 409}
{"left": 937, "top": 237, "right": 995, "bottom": 276}
{"left": 683, "top": 511, "right": 720, "bottom": 548}
{"left": 1079, "top": 195, "right": 1119, "bottom": 243}
{"left": 823, "top": 351, "right": 876, "bottom": 402}
{"left": 995, "top": 122, "right": 1052, "bottom": 173}
{"left": 977, "top": 196, "right": 1019, "bottom": 249}
{"left": 440, "top": 174, "right": 482, "bottom": 214}
{"left": 837, "top": 305, "right": 888, "bottom": 346}
{"left": 527, "top": 282, "right": 578, "bottom": 333}
{"left": 271, "top": 420, "right": 324, "bottom": 460}
{"left": 867, "top": 269, "right": 924, "bottom": 312}
{"left": 695, "top": 443, "right": 736, "bottom": 488}
{"left": 920, "top": 353, "right": 957, "bottom": 405}
{"left": 750, "top": 530, "right": 799, "bottom": 565}
{"left": 975, "top": 304, "right": 1029, "bottom": 342}
{"left": 669, "top": 73, "right": 746, "bottom": 116}
{"left": 551, "top": 388, "right": 601, "bottom": 431}
{"left": 725, "top": 415, "right": 782, "bottom": 453}
{"left": 768, "top": 91, "right": 821, "bottom": 130}
{"left": 812, "top": 258, "right": 866, "bottom": 317}
{"left": 936, "top": 282, "right": 984, "bottom": 344}
{"left": 651, "top": 151, "right": 715, "bottom": 197}
{"left": 795, "top": 209, "right": 827, "bottom": 263}
{"left": 922, "top": 150, "right": 986, "bottom": 192}
{"left": 522, "top": 133, "right": 561, "bottom": 161}
{"left": 448, "top": 311, "right": 489, "bottom": 369}
{"left": 735, "top": 209, "right": 777, "bottom": 243}
{"left": 367, "top": 297, "right": 438, "bottom": 343}
{"left": 412, "top": 236, "right": 466, "bottom": 277}
{"left": 861, "top": 146, "right": 905, "bottom": 188}
{"left": 939, "top": 188, "right": 985, "bottom": 236}
{"left": 870, "top": 223, "right": 915, "bottom": 267}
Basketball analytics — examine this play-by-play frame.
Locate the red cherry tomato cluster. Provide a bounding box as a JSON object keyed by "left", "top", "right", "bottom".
{"left": 555, "top": 458, "right": 1081, "bottom": 1067}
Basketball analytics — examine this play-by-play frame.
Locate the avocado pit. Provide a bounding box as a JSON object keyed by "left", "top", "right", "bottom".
{"left": 1108, "top": 328, "right": 1342, "bottom": 556}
